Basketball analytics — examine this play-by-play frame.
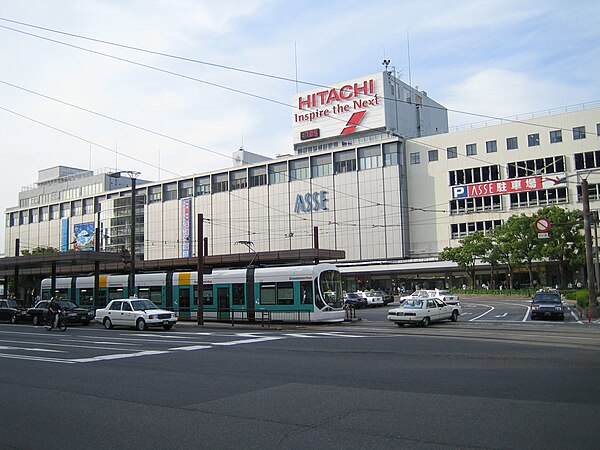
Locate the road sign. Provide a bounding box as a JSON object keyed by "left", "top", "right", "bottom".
{"left": 534, "top": 217, "right": 551, "bottom": 233}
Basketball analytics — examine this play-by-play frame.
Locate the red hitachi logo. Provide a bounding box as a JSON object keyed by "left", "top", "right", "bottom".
{"left": 298, "top": 79, "right": 375, "bottom": 110}
{"left": 341, "top": 111, "right": 367, "bottom": 134}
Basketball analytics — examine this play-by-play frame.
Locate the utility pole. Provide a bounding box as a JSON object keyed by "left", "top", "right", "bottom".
{"left": 581, "top": 178, "right": 598, "bottom": 318}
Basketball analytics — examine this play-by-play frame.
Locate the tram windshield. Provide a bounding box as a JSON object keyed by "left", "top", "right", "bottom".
{"left": 318, "top": 269, "right": 343, "bottom": 309}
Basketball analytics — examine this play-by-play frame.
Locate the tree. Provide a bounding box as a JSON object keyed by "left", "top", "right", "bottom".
{"left": 535, "top": 206, "right": 585, "bottom": 286}
{"left": 439, "top": 232, "right": 491, "bottom": 288}
{"left": 498, "top": 214, "right": 540, "bottom": 286}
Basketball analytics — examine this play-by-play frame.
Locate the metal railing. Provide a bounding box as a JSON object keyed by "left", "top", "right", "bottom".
{"left": 188, "top": 308, "right": 313, "bottom": 327}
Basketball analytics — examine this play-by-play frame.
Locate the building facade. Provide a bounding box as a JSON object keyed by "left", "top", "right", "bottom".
{"left": 4, "top": 71, "right": 600, "bottom": 292}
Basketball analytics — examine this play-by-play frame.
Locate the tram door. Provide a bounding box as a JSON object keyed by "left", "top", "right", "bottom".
{"left": 178, "top": 287, "right": 192, "bottom": 319}
{"left": 216, "top": 286, "right": 230, "bottom": 320}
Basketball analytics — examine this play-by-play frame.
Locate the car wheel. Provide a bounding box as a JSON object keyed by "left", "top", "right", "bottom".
{"left": 82, "top": 319, "right": 90, "bottom": 326}
{"left": 395, "top": 323, "right": 404, "bottom": 327}
{"left": 450, "top": 310, "right": 459, "bottom": 322}
{"left": 103, "top": 317, "right": 113, "bottom": 329}
{"left": 421, "top": 316, "right": 430, "bottom": 327}
{"left": 136, "top": 319, "right": 147, "bottom": 331}
{"left": 10, "top": 314, "right": 18, "bottom": 324}
{"left": 32, "top": 315, "right": 41, "bottom": 326}
{"left": 163, "top": 324, "right": 173, "bottom": 330}
{"left": 530, "top": 315, "right": 535, "bottom": 320}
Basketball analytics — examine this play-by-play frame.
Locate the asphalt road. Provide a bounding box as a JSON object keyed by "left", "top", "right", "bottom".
{"left": 0, "top": 310, "right": 599, "bottom": 449}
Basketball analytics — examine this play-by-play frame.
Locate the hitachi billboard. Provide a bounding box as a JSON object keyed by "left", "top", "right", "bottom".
{"left": 292, "top": 72, "right": 386, "bottom": 145}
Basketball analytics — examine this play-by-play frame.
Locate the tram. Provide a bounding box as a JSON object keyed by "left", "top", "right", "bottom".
{"left": 40, "top": 263, "right": 345, "bottom": 323}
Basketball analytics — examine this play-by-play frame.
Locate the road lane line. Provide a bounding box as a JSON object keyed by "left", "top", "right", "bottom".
{"left": 469, "top": 306, "right": 495, "bottom": 321}
{"left": 170, "top": 345, "right": 213, "bottom": 351}
{"left": 211, "top": 336, "right": 284, "bottom": 346}
{"left": 72, "top": 350, "right": 169, "bottom": 363}
{"left": 522, "top": 307, "right": 531, "bottom": 322}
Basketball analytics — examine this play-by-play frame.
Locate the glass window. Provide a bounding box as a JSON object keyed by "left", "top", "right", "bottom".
{"left": 334, "top": 150, "right": 357, "bottom": 173}
{"left": 202, "top": 285, "right": 214, "bottom": 305}
{"left": 410, "top": 152, "right": 420, "bottom": 165}
{"left": 550, "top": 130, "right": 562, "bottom": 143}
{"left": 573, "top": 126, "right": 586, "bottom": 140}
{"left": 447, "top": 147, "right": 457, "bottom": 159}
{"left": 195, "top": 177, "right": 210, "bottom": 196}
{"left": 466, "top": 143, "right": 477, "bottom": 156}
{"left": 230, "top": 170, "right": 247, "bottom": 190}
{"left": 268, "top": 163, "right": 288, "bottom": 184}
{"left": 290, "top": 158, "right": 309, "bottom": 181}
{"left": 311, "top": 154, "right": 332, "bottom": 178}
{"left": 148, "top": 186, "right": 161, "bottom": 203}
{"left": 260, "top": 284, "right": 276, "bottom": 305}
{"left": 277, "top": 282, "right": 294, "bottom": 305}
{"left": 506, "top": 137, "right": 518, "bottom": 150}
{"left": 232, "top": 284, "right": 245, "bottom": 305}
{"left": 163, "top": 183, "right": 177, "bottom": 201}
{"left": 528, "top": 133, "right": 540, "bottom": 147}
{"left": 486, "top": 140, "right": 497, "bottom": 153}
{"left": 300, "top": 281, "right": 313, "bottom": 305}
{"left": 179, "top": 179, "right": 193, "bottom": 198}
{"left": 428, "top": 150, "right": 438, "bottom": 162}
{"left": 211, "top": 173, "right": 229, "bottom": 193}
{"left": 597, "top": 123, "right": 600, "bottom": 137}
{"left": 358, "top": 145, "right": 381, "bottom": 170}
{"left": 383, "top": 142, "right": 399, "bottom": 166}
{"left": 249, "top": 166, "right": 267, "bottom": 188}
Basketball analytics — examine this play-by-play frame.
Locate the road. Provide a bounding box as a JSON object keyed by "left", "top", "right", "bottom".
{"left": 0, "top": 301, "right": 599, "bottom": 449}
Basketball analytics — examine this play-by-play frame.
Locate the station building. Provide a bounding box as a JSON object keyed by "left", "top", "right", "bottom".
{"left": 4, "top": 70, "right": 600, "bottom": 293}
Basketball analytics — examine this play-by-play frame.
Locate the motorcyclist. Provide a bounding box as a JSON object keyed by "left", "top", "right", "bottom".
{"left": 48, "top": 295, "right": 62, "bottom": 329}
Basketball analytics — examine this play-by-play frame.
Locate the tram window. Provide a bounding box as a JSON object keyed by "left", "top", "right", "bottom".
{"left": 260, "top": 284, "right": 276, "bottom": 305}
{"left": 232, "top": 284, "right": 245, "bottom": 305}
{"left": 109, "top": 288, "right": 125, "bottom": 300}
{"left": 202, "top": 285, "right": 214, "bottom": 305}
{"left": 79, "top": 288, "right": 93, "bottom": 307}
{"left": 138, "top": 286, "right": 163, "bottom": 305}
{"left": 277, "top": 282, "right": 294, "bottom": 305}
{"left": 300, "top": 281, "right": 313, "bottom": 305}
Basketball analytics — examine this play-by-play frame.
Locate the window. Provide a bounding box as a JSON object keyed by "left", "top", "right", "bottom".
{"left": 383, "top": 142, "right": 399, "bottom": 166}
{"left": 300, "top": 281, "right": 313, "bottom": 305}
{"left": 410, "top": 152, "right": 420, "bottom": 165}
{"left": 573, "top": 126, "right": 586, "bottom": 140}
{"left": 83, "top": 198, "right": 94, "bottom": 214}
{"left": 574, "top": 151, "right": 600, "bottom": 170}
{"left": 507, "top": 156, "right": 565, "bottom": 178}
{"left": 528, "top": 133, "right": 540, "bottom": 147}
{"left": 289, "top": 159, "right": 309, "bottom": 181}
{"left": 211, "top": 173, "right": 229, "bottom": 193}
{"left": 486, "top": 140, "right": 497, "bottom": 153}
{"left": 311, "top": 154, "right": 331, "bottom": 178}
{"left": 259, "top": 284, "right": 276, "bottom": 305}
{"left": 450, "top": 220, "right": 502, "bottom": 239}
{"left": 509, "top": 187, "right": 567, "bottom": 208}
{"left": 446, "top": 146, "right": 457, "bottom": 159}
{"left": 466, "top": 143, "right": 477, "bottom": 156}
{"left": 249, "top": 167, "right": 267, "bottom": 188}
{"left": 202, "top": 285, "right": 214, "bottom": 305}
{"left": 71, "top": 200, "right": 82, "bottom": 216}
{"left": 232, "top": 284, "right": 245, "bottom": 305}
{"left": 448, "top": 165, "right": 500, "bottom": 186}
{"left": 163, "top": 183, "right": 177, "bottom": 201}
{"left": 179, "top": 179, "right": 193, "bottom": 198}
{"left": 550, "top": 130, "right": 562, "bottom": 143}
{"left": 148, "top": 186, "right": 161, "bottom": 203}
{"left": 268, "top": 163, "right": 287, "bottom": 184}
{"left": 449, "top": 195, "right": 502, "bottom": 215}
{"left": 195, "top": 177, "right": 210, "bottom": 196}
{"left": 277, "top": 282, "right": 294, "bottom": 305}
{"left": 334, "top": 150, "right": 357, "bottom": 173}
{"left": 428, "top": 150, "right": 438, "bottom": 162}
{"left": 597, "top": 123, "right": 600, "bottom": 137}
{"left": 506, "top": 137, "right": 518, "bottom": 150}
{"left": 358, "top": 145, "right": 381, "bottom": 170}
{"left": 230, "top": 170, "right": 247, "bottom": 190}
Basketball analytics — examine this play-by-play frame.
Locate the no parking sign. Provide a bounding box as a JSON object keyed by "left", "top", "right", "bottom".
{"left": 534, "top": 218, "right": 551, "bottom": 238}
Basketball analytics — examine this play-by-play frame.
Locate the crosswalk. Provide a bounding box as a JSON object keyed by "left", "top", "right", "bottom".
{"left": 0, "top": 329, "right": 367, "bottom": 365}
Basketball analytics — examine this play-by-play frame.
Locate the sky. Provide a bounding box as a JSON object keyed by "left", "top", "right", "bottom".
{"left": 1, "top": 0, "right": 600, "bottom": 254}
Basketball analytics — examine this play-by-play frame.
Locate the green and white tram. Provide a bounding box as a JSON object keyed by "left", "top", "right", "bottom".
{"left": 41, "top": 263, "right": 345, "bottom": 323}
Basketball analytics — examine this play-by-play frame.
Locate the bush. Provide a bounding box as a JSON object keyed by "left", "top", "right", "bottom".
{"left": 565, "top": 290, "right": 589, "bottom": 308}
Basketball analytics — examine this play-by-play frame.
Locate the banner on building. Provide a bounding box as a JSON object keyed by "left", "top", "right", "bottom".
{"left": 73, "top": 222, "right": 95, "bottom": 251}
{"left": 60, "top": 218, "right": 69, "bottom": 252}
{"left": 181, "top": 198, "right": 192, "bottom": 257}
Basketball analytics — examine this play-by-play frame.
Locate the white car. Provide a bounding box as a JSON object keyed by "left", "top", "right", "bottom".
{"left": 400, "top": 289, "right": 460, "bottom": 305}
{"left": 360, "top": 291, "right": 384, "bottom": 307}
{"left": 95, "top": 298, "right": 178, "bottom": 331}
{"left": 387, "top": 297, "right": 461, "bottom": 327}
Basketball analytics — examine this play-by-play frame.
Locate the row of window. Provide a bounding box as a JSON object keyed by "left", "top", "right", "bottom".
{"left": 411, "top": 124, "right": 599, "bottom": 164}
{"left": 450, "top": 220, "right": 502, "bottom": 239}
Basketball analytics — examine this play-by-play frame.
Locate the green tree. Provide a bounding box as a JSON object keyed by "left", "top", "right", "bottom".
{"left": 499, "top": 214, "right": 540, "bottom": 286}
{"left": 439, "top": 232, "right": 491, "bottom": 288}
{"left": 535, "top": 206, "right": 584, "bottom": 286}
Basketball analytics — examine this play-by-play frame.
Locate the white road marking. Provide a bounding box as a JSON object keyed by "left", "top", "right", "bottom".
{"left": 71, "top": 350, "right": 169, "bottom": 363}
{"left": 0, "top": 345, "right": 64, "bottom": 353}
{"left": 522, "top": 307, "right": 531, "bottom": 322}
{"left": 469, "top": 306, "right": 495, "bottom": 321}
{"left": 495, "top": 313, "right": 508, "bottom": 318}
{"left": 170, "top": 345, "right": 213, "bottom": 351}
{"left": 569, "top": 309, "right": 582, "bottom": 324}
{"left": 212, "top": 336, "right": 285, "bottom": 346}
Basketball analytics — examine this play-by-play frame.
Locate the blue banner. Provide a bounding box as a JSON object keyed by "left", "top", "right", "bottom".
{"left": 73, "top": 222, "right": 95, "bottom": 251}
{"left": 60, "top": 218, "right": 69, "bottom": 252}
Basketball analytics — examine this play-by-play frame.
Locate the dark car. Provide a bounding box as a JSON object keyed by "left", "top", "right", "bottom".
{"left": 375, "top": 290, "right": 395, "bottom": 306}
{"left": 530, "top": 291, "right": 564, "bottom": 321}
{"left": 0, "top": 299, "right": 29, "bottom": 323}
{"left": 344, "top": 292, "right": 368, "bottom": 309}
{"left": 28, "top": 300, "right": 94, "bottom": 326}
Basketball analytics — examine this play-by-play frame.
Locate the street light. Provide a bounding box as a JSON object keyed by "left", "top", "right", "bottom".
{"left": 108, "top": 170, "right": 141, "bottom": 298}
{"left": 556, "top": 170, "right": 599, "bottom": 318}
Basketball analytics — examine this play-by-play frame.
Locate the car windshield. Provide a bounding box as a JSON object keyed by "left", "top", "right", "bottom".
{"left": 402, "top": 299, "right": 423, "bottom": 309}
{"left": 58, "top": 301, "right": 78, "bottom": 309}
{"left": 347, "top": 294, "right": 359, "bottom": 299}
{"left": 6, "top": 300, "right": 22, "bottom": 308}
{"left": 131, "top": 300, "right": 159, "bottom": 311}
{"left": 533, "top": 294, "right": 561, "bottom": 304}
{"left": 437, "top": 290, "right": 452, "bottom": 296}
{"left": 365, "top": 292, "right": 376, "bottom": 297}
